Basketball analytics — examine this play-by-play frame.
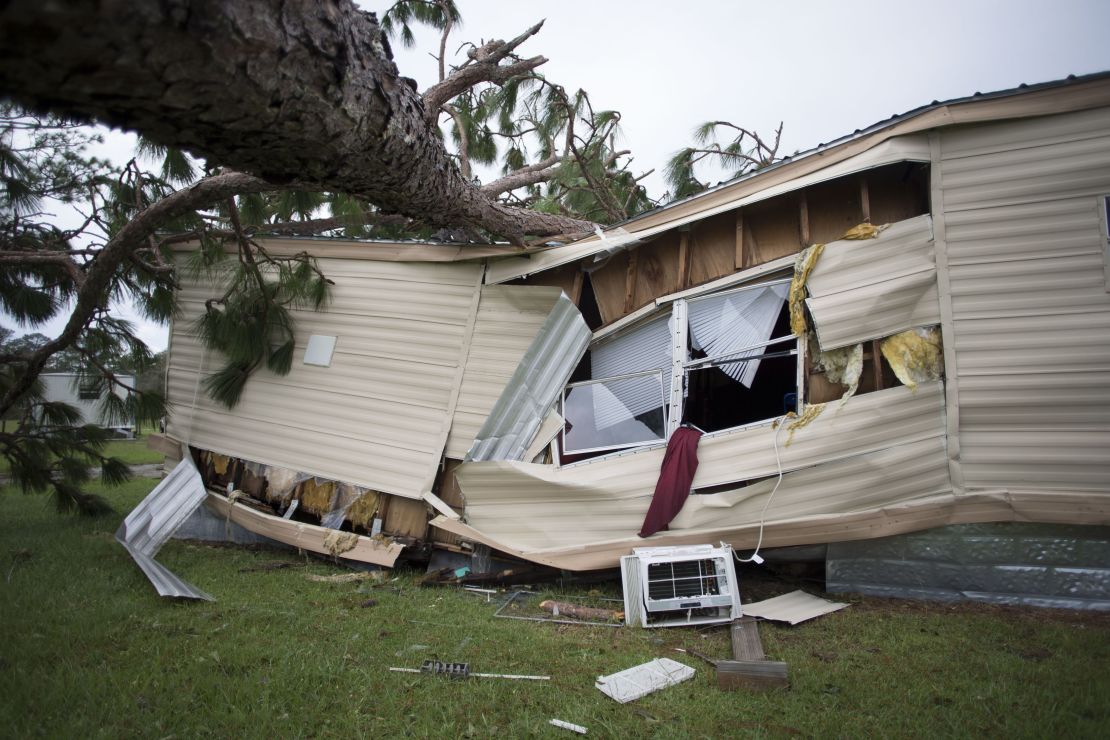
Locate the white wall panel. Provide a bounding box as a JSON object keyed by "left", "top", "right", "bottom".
{"left": 167, "top": 257, "right": 483, "bottom": 499}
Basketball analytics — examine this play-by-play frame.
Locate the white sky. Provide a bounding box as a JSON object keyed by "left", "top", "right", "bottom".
{"left": 9, "top": 0, "right": 1110, "bottom": 352}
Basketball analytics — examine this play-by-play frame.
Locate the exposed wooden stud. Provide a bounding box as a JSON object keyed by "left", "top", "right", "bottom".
{"left": 733, "top": 210, "right": 745, "bottom": 270}
{"left": 623, "top": 250, "right": 639, "bottom": 314}
{"left": 677, "top": 230, "right": 691, "bottom": 289}
{"left": 872, "top": 339, "right": 885, "bottom": 390}
{"left": 799, "top": 192, "right": 811, "bottom": 246}
{"left": 742, "top": 216, "right": 757, "bottom": 268}
{"left": 716, "top": 660, "right": 790, "bottom": 692}
{"left": 569, "top": 267, "right": 584, "bottom": 305}
{"left": 860, "top": 176, "right": 871, "bottom": 223}
{"left": 731, "top": 616, "right": 766, "bottom": 661}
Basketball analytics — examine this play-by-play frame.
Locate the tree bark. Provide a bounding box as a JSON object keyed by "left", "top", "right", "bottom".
{"left": 0, "top": 1, "right": 592, "bottom": 244}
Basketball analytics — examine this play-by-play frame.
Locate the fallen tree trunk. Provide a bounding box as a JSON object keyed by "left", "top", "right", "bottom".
{"left": 0, "top": 0, "right": 592, "bottom": 243}
{"left": 539, "top": 600, "right": 624, "bottom": 622}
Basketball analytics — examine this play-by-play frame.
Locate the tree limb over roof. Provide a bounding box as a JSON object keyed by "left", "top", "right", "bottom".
{"left": 0, "top": 0, "right": 593, "bottom": 244}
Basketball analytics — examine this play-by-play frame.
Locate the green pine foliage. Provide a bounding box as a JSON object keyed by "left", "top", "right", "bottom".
{"left": 190, "top": 237, "right": 331, "bottom": 409}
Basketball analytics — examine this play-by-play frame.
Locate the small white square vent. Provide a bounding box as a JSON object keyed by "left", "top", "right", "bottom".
{"left": 303, "top": 335, "right": 337, "bottom": 367}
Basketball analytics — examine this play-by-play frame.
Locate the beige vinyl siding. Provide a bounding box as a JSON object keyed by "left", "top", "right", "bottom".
{"left": 938, "top": 107, "right": 1110, "bottom": 491}
{"left": 445, "top": 285, "right": 564, "bottom": 459}
{"left": 454, "top": 382, "right": 948, "bottom": 551}
{"left": 167, "top": 259, "right": 483, "bottom": 499}
{"left": 804, "top": 215, "right": 940, "bottom": 350}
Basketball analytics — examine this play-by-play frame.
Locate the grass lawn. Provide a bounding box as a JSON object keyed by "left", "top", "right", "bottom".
{"left": 0, "top": 430, "right": 164, "bottom": 474}
{"left": 2, "top": 478, "right": 1108, "bottom": 738}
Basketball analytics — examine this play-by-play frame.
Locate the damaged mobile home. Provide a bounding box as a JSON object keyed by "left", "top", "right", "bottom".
{"left": 135, "top": 73, "right": 1110, "bottom": 602}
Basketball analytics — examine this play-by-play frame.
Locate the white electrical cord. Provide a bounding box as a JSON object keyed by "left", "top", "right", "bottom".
{"left": 733, "top": 412, "right": 790, "bottom": 565}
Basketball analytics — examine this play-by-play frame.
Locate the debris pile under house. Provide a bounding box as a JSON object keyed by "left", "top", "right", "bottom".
{"left": 125, "top": 72, "right": 1110, "bottom": 608}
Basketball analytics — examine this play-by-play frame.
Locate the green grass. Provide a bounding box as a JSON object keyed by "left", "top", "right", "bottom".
{"left": 2, "top": 479, "right": 1109, "bottom": 738}
{"left": 0, "top": 430, "right": 163, "bottom": 475}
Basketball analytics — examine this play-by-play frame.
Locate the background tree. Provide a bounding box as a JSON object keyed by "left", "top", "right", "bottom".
{"left": 0, "top": 0, "right": 780, "bottom": 512}
{"left": 665, "top": 120, "right": 784, "bottom": 200}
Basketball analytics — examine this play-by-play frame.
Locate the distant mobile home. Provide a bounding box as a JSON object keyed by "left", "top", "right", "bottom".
{"left": 39, "top": 372, "right": 136, "bottom": 438}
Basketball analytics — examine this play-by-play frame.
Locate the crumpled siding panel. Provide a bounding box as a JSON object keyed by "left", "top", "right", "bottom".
{"left": 446, "top": 285, "right": 564, "bottom": 459}
{"left": 167, "top": 258, "right": 482, "bottom": 499}
{"left": 116, "top": 457, "right": 212, "bottom": 600}
{"left": 804, "top": 215, "right": 940, "bottom": 350}
{"left": 939, "top": 109, "right": 1110, "bottom": 493}
{"left": 465, "top": 295, "right": 591, "bottom": 461}
{"left": 456, "top": 382, "right": 947, "bottom": 550}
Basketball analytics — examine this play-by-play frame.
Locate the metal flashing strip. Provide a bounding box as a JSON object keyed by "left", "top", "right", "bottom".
{"left": 115, "top": 457, "right": 213, "bottom": 601}
{"left": 466, "top": 294, "right": 591, "bottom": 462}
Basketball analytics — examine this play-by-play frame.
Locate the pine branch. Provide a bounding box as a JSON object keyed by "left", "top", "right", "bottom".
{"left": 0, "top": 171, "right": 274, "bottom": 419}
{"left": 422, "top": 21, "right": 548, "bottom": 121}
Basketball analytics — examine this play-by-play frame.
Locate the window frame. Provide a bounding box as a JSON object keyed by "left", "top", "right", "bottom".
{"left": 560, "top": 368, "right": 669, "bottom": 456}
{"left": 558, "top": 277, "right": 800, "bottom": 466}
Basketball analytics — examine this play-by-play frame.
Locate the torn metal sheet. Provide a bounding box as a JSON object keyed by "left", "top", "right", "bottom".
{"left": 204, "top": 491, "right": 404, "bottom": 567}
{"left": 523, "top": 409, "right": 563, "bottom": 462}
{"left": 450, "top": 383, "right": 948, "bottom": 552}
{"left": 595, "top": 658, "right": 695, "bottom": 703}
{"left": 446, "top": 285, "right": 566, "bottom": 459}
{"left": 466, "top": 293, "right": 591, "bottom": 462}
{"left": 115, "top": 457, "right": 212, "bottom": 601}
{"left": 167, "top": 259, "right": 485, "bottom": 501}
{"left": 804, "top": 215, "right": 939, "bottom": 351}
{"left": 742, "top": 590, "right": 848, "bottom": 624}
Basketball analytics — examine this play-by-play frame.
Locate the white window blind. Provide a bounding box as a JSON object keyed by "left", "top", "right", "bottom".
{"left": 563, "top": 374, "right": 666, "bottom": 454}
{"left": 590, "top": 313, "right": 672, "bottom": 419}
{"left": 687, "top": 282, "right": 788, "bottom": 387}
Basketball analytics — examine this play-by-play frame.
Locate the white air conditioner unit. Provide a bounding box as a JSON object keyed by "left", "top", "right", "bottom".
{"left": 621, "top": 544, "right": 742, "bottom": 628}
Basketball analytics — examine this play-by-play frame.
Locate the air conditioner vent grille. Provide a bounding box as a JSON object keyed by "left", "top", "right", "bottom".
{"left": 646, "top": 558, "right": 722, "bottom": 601}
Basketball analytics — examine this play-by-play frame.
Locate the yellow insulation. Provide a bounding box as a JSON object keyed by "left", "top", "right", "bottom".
{"left": 840, "top": 222, "right": 882, "bottom": 240}
{"left": 299, "top": 478, "right": 337, "bottom": 515}
{"left": 881, "top": 326, "right": 944, "bottom": 390}
{"left": 322, "top": 530, "right": 359, "bottom": 556}
{"left": 789, "top": 243, "right": 825, "bottom": 335}
{"left": 211, "top": 454, "right": 230, "bottom": 475}
{"left": 816, "top": 342, "right": 864, "bottom": 404}
{"left": 785, "top": 403, "right": 825, "bottom": 446}
{"left": 346, "top": 491, "right": 382, "bottom": 530}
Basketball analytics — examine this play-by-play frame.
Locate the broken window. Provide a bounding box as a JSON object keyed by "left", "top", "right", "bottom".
{"left": 562, "top": 371, "right": 667, "bottom": 454}
{"left": 560, "top": 278, "right": 798, "bottom": 462}
{"left": 681, "top": 281, "right": 797, "bottom": 433}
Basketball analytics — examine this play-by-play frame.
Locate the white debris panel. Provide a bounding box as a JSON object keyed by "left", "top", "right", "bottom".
{"left": 742, "top": 590, "right": 849, "bottom": 625}
{"left": 115, "top": 457, "right": 212, "bottom": 601}
{"left": 595, "top": 658, "right": 696, "bottom": 703}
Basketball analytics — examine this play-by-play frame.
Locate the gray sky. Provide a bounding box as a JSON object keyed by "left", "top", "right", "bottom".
{"left": 392, "top": 0, "right": 1110, "bottom": 195}
{"left": 9, "top": 0, "right": 1110, "bottom": 352}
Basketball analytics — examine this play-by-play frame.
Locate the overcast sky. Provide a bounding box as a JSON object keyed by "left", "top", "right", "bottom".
{"left": 391, "top": 0, "right": 1110, "bottom": 195}
{"left": 9, "top": 0, "right": 1110, "bottom": 352}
